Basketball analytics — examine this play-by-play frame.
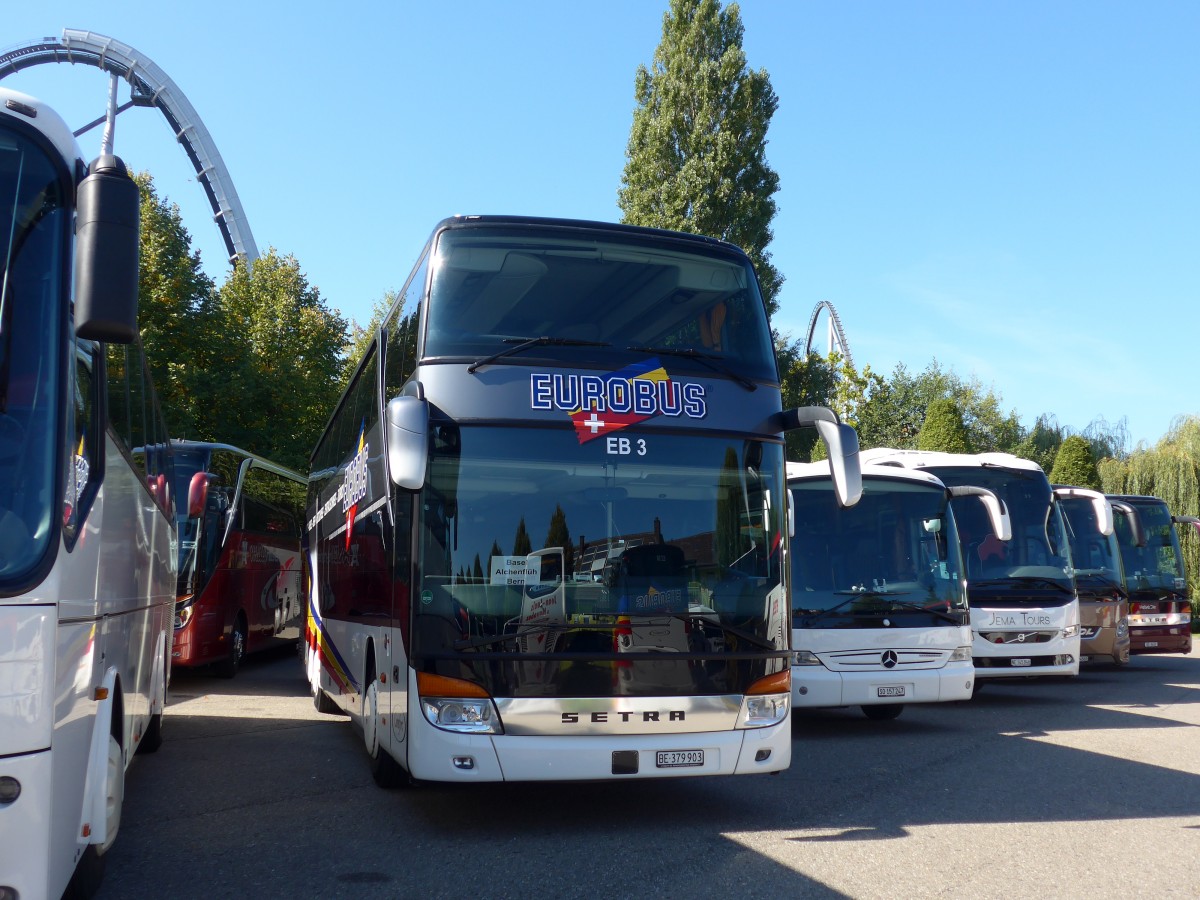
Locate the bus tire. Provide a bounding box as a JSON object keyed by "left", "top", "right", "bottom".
{"left": 216, "top": 614, "right": 247, "bottom": 679}
{"left": 363, "top": 675, "right": 408, "bottom": 788}
{"left": 137, "top": 712, "right": 163, "bottom": 754}
{"left": 64, "top": 846, "right": 106, "bottom": 899}
{"left": 862, "top": 704, "right": 903, "bottom": 721}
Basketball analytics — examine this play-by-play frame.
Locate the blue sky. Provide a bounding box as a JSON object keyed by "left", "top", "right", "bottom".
{"left": 4, "top": 2, "right": 1197, "bottom": 450}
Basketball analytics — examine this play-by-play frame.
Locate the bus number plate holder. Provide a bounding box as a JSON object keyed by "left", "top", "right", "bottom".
{"left": 1011, "top": 658, "right": 1032, "bottom": 667}
{"left": 656, "top": 750, "right": 703, "bottom": 768}
{"left": 877, "top": 686, "right": 905, "bottom": 697}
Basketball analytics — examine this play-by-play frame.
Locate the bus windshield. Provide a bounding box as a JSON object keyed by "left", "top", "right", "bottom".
{"left": 933, "top": 465, "right": 1074, "bottom": 597}
{"left": 1059, "top": 496, "right": 1122, "bottom": 592}
{"left": 173, "top": 446, "right": 244, "bottom": 596}
{"left": 424, "top": 225, "right": 777, "bottom": 383}
{"left": 790, "top": 475, "right": 967, "bottom": 622}
{"left": 413, "top": 425, "right": 788, "bottom": 697}
{"left": 1116, "top": 499, "right": 1186, "bottom": 592}
{"left": 0, "top": 125, "right": 67, "bottom": 586}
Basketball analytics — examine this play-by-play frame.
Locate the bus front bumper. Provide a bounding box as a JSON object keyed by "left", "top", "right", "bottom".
{"left": 791, "top": 662, "right": 974, "bottom": 708}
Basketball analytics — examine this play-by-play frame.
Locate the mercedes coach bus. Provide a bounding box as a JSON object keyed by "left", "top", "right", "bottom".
{"left": 0, "top": 88, "right": 176, "bottom": 898}
{"left": 1109, "top": 494, "right": 1195, "bottom": 655}
{"left": 173, "top": 442, "right": 307, "bottom": 677}
{"left": 861, "top": 450, "right": 1092, "bottom": 687}
{"left": 789, "top": 459, "right": 1008, "bottom": 719}
{"left": 305, "top": 215, "right": 861, "bottom": 785}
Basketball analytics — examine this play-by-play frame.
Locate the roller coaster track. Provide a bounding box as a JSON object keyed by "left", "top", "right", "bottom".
{"left": 804, "top": 300, "right": 854, "bottom": 370}
{"left": 0, "top": 28, "right": 258, "bottom": 265}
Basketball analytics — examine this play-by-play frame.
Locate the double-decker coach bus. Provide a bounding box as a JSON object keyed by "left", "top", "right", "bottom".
{"left": 789, "top": 459, "right": 1008, "bottom": 719}
{"left": 173, "top": 442, "right": 307, "bottom": 677}
{"left": 1054, "top": 488, "right": 1130, "bottom": 667}
{"left": 1109, "top": 494, "right": 1196, "bottom": 655}
{"left": 861, "top": 450, "right": 1093, "bottom": 687}
{"left": 305, "top": 215, "right": 861, "bottom": 785}
{"left": 0, "top": 88, "right": 175, "bottom": 898}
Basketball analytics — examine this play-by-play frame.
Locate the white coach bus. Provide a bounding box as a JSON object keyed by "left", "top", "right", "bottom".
{"left": 788, "top": 459, "right": 1007, "bottom": 719}
{"left": 0, "top": 88, "right": 176, "bottom": 898}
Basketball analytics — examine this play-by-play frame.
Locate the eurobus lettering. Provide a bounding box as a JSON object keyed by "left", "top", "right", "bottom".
{"left": 304, "top": 215, "right": 861, "bottom": 785}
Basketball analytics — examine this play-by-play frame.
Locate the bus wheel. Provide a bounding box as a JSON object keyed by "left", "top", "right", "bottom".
{"left": 862, "top": 704, "right": 903, "bottom": 721}
{"left": 65, "top": 732, "right": 123, "bottom": 898}
{"left": 217, "top": 616, "right": 247, "bottom": 679}
{"left": 363, "top": 677, "right": 408, "bottom": 788}
{"left": 138, "top": 712, "right": 163, "bottom": 755}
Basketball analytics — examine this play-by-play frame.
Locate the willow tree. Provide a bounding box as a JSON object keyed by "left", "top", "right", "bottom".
{"left": 1099, "top": 415, "right": 1200, "bottom": 607}
{"left": 619, "top": 0, "right": 783, "bottom": 316}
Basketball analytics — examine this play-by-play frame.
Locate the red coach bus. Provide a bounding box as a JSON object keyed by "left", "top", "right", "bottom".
{"left": 173, "top": 442, "right": 308, "bottom": 677}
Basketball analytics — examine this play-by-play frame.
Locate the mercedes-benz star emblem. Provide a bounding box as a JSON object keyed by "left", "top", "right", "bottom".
{"left": 881, "top": 650, "right": 898, "bottom": 669}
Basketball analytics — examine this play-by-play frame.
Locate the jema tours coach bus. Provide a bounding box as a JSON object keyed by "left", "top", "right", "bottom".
{"left": 860, "top": 450, "right": 1092, "bottom": 688}
{"left": 172, "top": 442, "right": 307, "bottom": 677}
{"left": 1109, "top": 494, "right": 1196, "bottom": 655}
{"left": 0, "top": 88, "right": 176, "bottom": 898}
{"left": 1054, "top": 487, "right": 1130, "bottom": 667}
{"left": 788, "top": 459, "right": 1008, "bottom": 719}
{"left": 304, "top": 215, "right": 861, "bottom": 785}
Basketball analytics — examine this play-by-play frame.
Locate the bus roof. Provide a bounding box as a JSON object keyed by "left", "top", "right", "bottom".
{"left": 859, "top": 448, "right": 1045, "bottom": 475}
{"left": 170, "top": 440, "right": 307, "bottom": 482}
{"left": 787, "top": 459, "right": 948, "bottom": 491}
{"left": 0, "top": 87, "right": 83, "bottom": 172}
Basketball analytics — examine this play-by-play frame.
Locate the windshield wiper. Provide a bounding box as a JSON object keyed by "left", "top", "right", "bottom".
{"left": 467, "top": 336, "right": 611, "bottom": 373}
{"left": 625, "top": 345, "right": 757, "bottom": 392}
{"left": 971, "top": 576, "right": 1073, "bottom": 593}
{"left": 795, "top": 590, "right": 911, "bottom": 622}
{"left": 878, "top": 597, "right": 965, "bottom": 626}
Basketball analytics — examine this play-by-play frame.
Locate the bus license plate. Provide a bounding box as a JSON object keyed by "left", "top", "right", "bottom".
{"left": 1144, "top": 641, "right": 1159, "bottom": 648}
{"left": 656, "top": 750, "right": 704, "bottom": 768}
{"left": 877, "top": 686, "right": 905, "bottom": 697}
{"left": 1011, "top": 658, "right": 1032, "bottom": 667}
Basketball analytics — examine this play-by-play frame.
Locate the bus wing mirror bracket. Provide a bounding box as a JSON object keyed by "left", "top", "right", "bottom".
{"left": 74, "top": 155, "right": 140, "bottom": 343}
{"left": 950, "top": 486, "right": 1013, "bottom": 542}
{"left": 386, "top": 395, "right": 429, "bottom": 490}
{"left": 781, "top": 406, "right": 861, "bottom": 508}
{"left": 1054, "top": 487, "right": 1114, "bottom": 536}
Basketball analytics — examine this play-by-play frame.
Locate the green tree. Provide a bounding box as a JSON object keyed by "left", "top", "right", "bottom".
{"left": 513, "top": 517, "right": 532, "bottom": 557}
{"left": 134, "top": 172, "right": 218, "bottom": 438}
{"left": 619, "top": 0, "right": 783, "bottom": 315}
{"left": 545, "top": 505, "right": 575, "bottom": 577}
{"left": 1049, "top": 435, "right": 1101, "bottom": 488}
{"left": 917, "top": 398, "right": 971, "bottom": 453}
{"left": 343, "top": 290, "right": 398, "bottom": 385}
{"left": 776, "top": 337, "right": 836, "bottom": 461}
{"left": 1011, "top": 414, "right": 1066, "bottom": 472}
{"left": 213, "top": 250, "right": 348, "bottom": 470}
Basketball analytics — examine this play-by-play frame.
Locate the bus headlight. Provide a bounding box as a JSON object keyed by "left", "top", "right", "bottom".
{"left": 416, "top": 672, "right": 502, "bottom": 734}
{"left": 948, "top": 645, "right": 972, "bottom": 662}
{"left": 0, "top": 776, "right": 20, "bottom": 804}
{"left": 420, "top": 697, "right": 499, "bottom": 734}
{"left": 791, "top": 650, "right": 822, "bottom": 666}
{"left": 1116, "top": 618, "right": 1129, "bottom": 638}
{"left": 740, "top": 670, "right": 790, "bottom": 728}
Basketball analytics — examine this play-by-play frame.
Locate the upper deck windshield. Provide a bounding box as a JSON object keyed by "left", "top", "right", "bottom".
{"left": 424, "top": 224, "right": 778, "bottom": 384}
{"left": 1115, "top": 499, "right": 1187, "bottom": 594}
{"left": 414, "top": 424, "right": 788, "bottom": 697}
{"left": 791, "top": 475, "right": 968, "bottom": 627}
{"left": 0, "top": 122, "right": 68, "bottom": 588}
{"left": 1059, "top": 497, "right": 1123, "bottom": 596}
{"left": 932, "top": 465, "right": 1075, "bottom": 602}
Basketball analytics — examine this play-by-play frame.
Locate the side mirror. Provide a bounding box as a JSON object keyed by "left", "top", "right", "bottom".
{"left": 779, "top": 406, "right": 861, "bottom": 508}
{"left": 187, "top": 472, "right": 209, "bottom": 518}
{"left": 74, "top": 155, "right": 140, "bottom": 343}
{"left": 386, "top": 395, "right": 429, "bottom": 490}
{"left": 1054, "top": 487, "right": 1114, "bottom": 536}
{"left": 1111, "top": 501, "right": 1146, "bottom": 547}
{"left": 949, "top": 486, "right": 1012, "bottom": 542}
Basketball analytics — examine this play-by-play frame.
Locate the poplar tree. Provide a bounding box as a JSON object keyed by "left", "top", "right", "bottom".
{"left": 917, "top": 399, "right": 972, "bottom": 454}
{"left": 619, "top": 0, "right": 783, "bottom": 316}
{"left": 1049, "top": 435, "right": 1101, "bottom": 489}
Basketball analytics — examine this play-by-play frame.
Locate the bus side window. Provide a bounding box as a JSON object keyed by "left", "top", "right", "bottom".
{"left": 64, "top": 340, "right": 100, "bottom": 538}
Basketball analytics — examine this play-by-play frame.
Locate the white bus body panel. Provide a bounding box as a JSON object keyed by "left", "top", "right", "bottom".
{"left": 791, "top": 625, "right": 974, "bottom": 708}
{"left": 403, "top": 669, "right": 789, "bottom": 781}
{"left": 971, "top": 601, "right": 1080, "bottom": 678}
{"left": 0, "top": 434, "right": 175, "bottom": 899}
